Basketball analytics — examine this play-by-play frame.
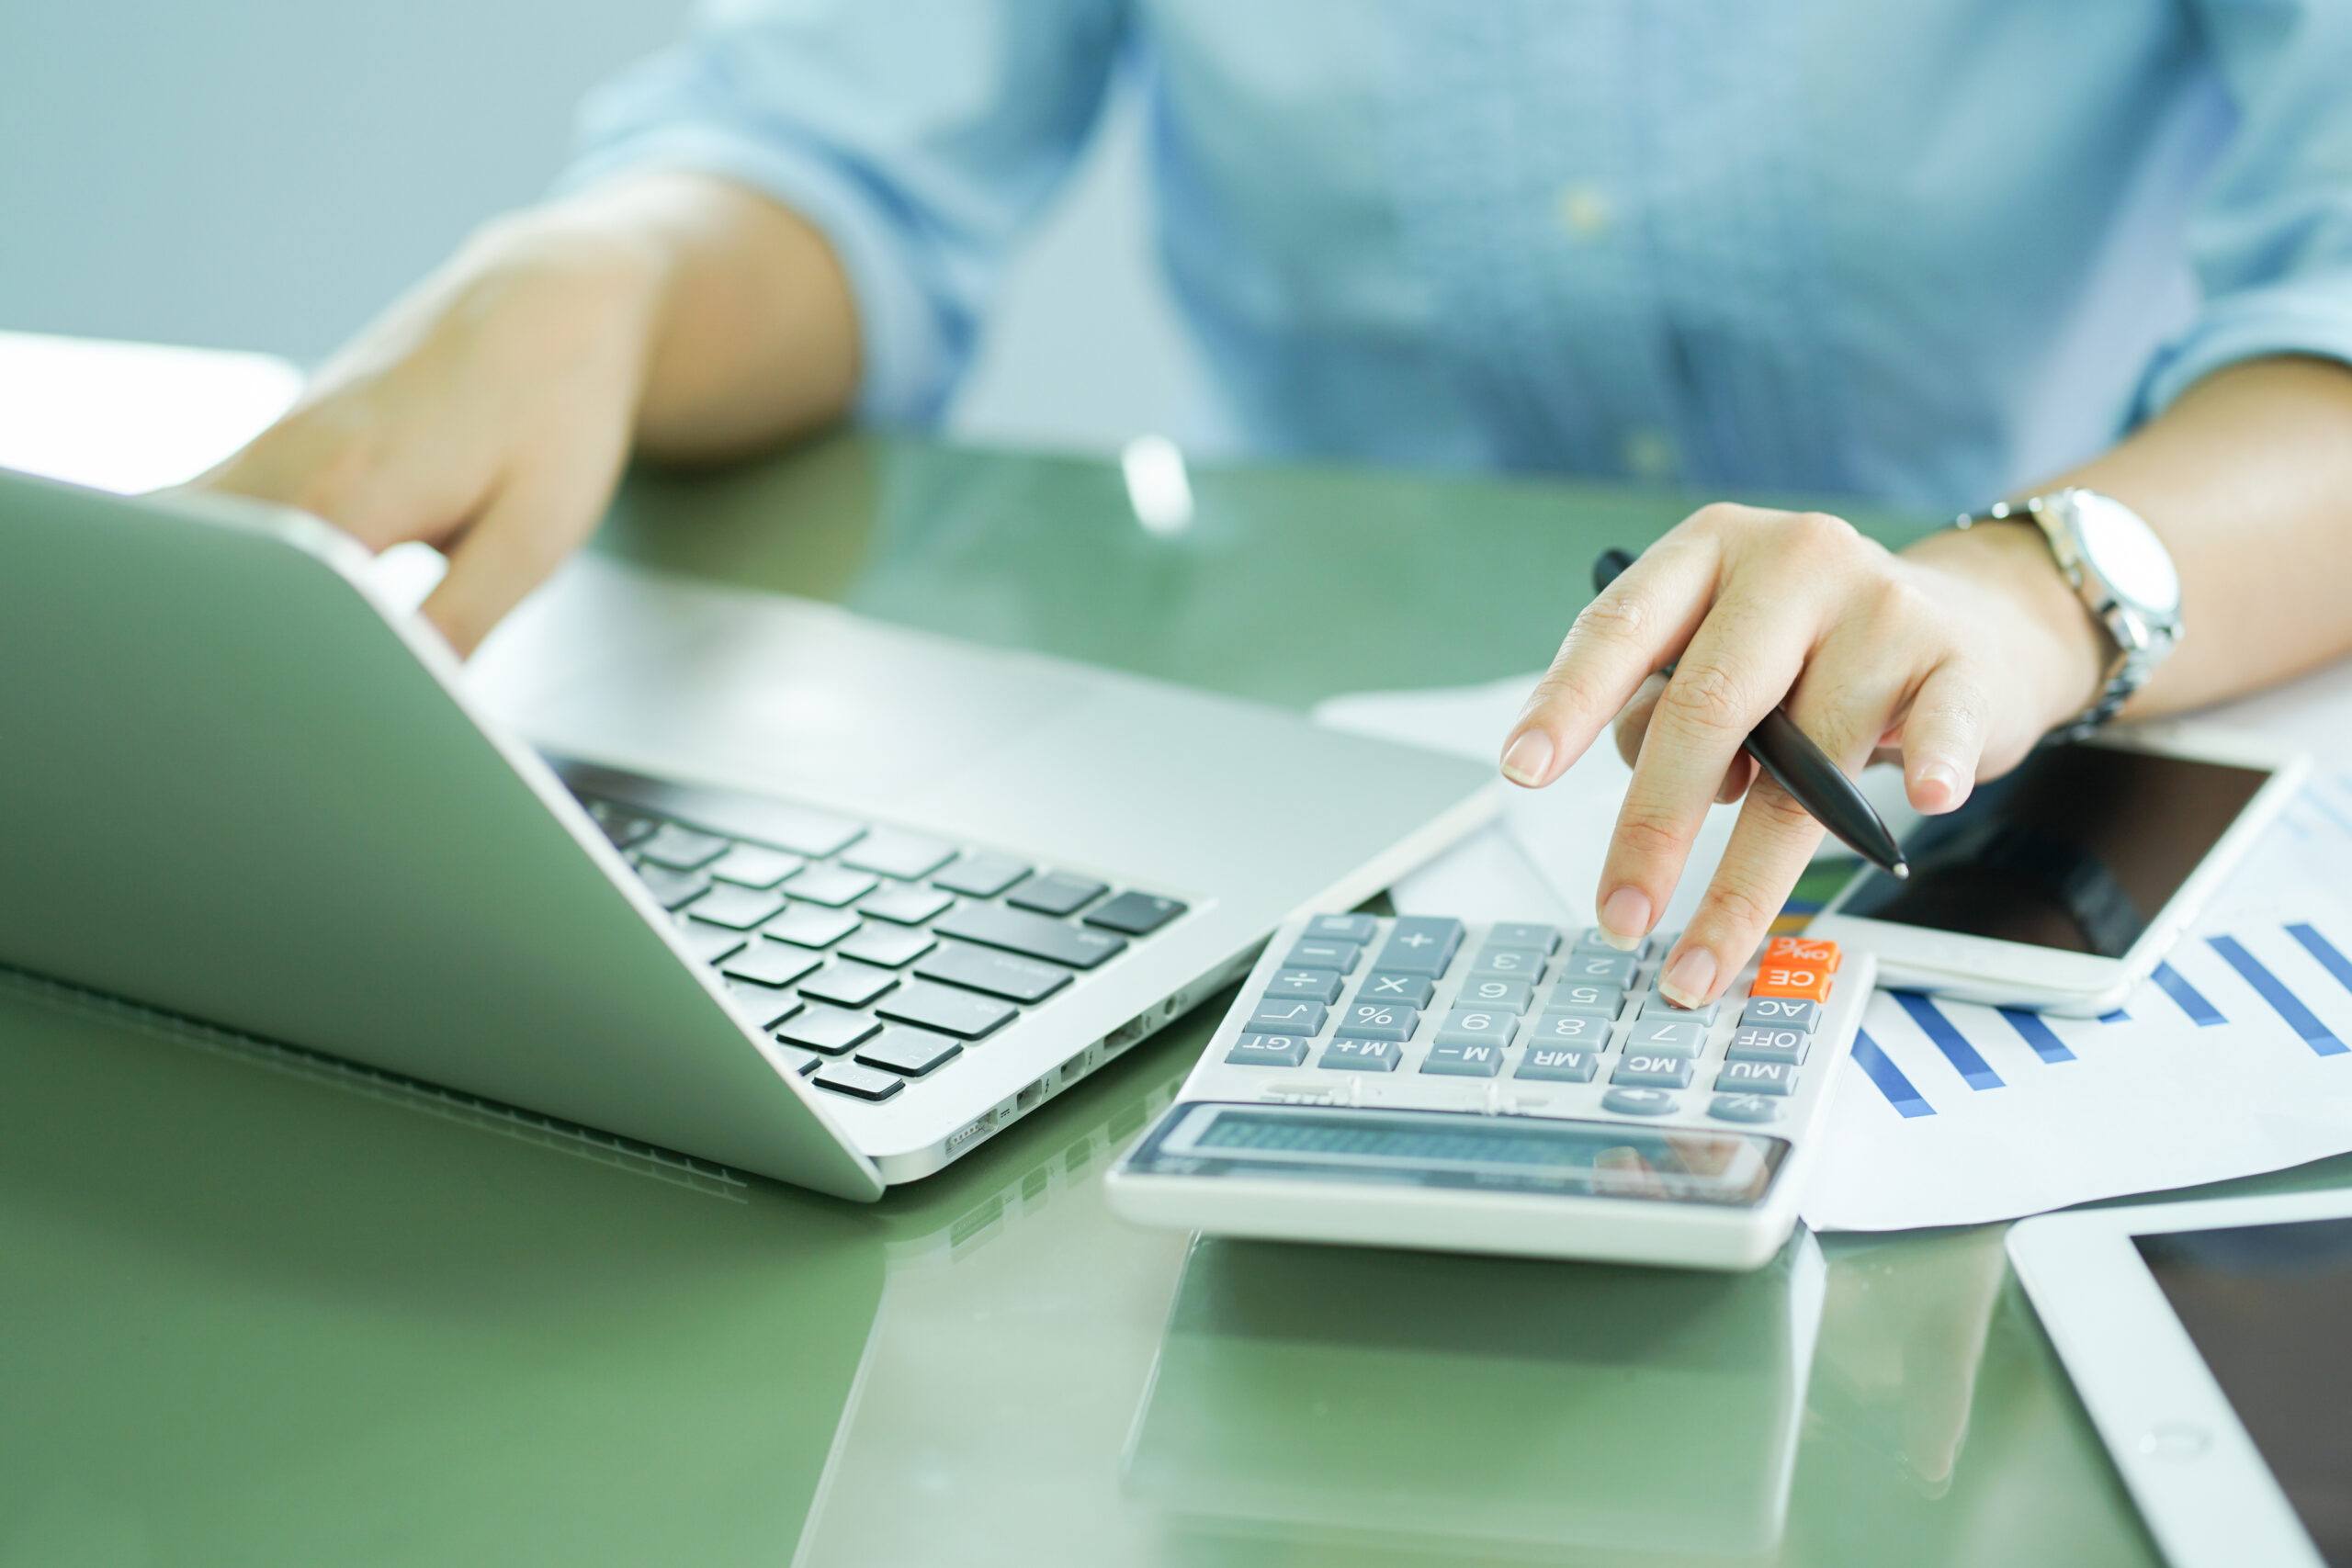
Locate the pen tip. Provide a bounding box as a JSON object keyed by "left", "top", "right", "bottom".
{"left": 1891, "top": 863, "right": 1911, "bottom": 881}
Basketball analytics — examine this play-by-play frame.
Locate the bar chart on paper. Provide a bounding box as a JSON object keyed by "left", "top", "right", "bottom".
{"left": 1804, "top": 779, "right": 2352, "bottom": 1231}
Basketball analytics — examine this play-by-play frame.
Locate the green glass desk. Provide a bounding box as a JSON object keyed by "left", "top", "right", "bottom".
{"left": 4, "top": 434, "right": 2344, "bottom": 1567}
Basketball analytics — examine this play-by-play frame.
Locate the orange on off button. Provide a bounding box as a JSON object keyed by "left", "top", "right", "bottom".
{"left": 1751, "top": 941, "right": 1838, "bottom": 1004}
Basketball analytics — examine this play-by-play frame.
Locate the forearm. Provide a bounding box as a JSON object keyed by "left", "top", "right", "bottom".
{"left": 481, "top": 171, "right": 861, "bottom": 463}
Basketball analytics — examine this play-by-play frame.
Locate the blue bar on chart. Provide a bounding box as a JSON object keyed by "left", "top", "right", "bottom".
{"left": 1997, "top": 1007, "right": 2076, "bottom": 1064}
{"left": 2288, "top": 923, "right": 2352, "bottom": 999}
{"left": 1891, "top": 991, "right": 2007, "bottom": 1089}
{"left": 2153, "top": 962, "right": 2226, "bottom": 1027}
{"left": 2207, "top": 935, "right": 2347, "bottom": 1057}
{"left": 1851, "top": 1031, "right": 1934, "bottom": 1118}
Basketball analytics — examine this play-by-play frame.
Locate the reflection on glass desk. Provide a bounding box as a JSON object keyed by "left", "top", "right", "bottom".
{"left": 1126, "top": 1234, "right": 1825, "bottom": 1562}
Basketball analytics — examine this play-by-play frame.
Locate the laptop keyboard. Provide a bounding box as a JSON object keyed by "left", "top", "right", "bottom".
{"left": 576, "top": 795, "right": 1188, "bottom": 1105}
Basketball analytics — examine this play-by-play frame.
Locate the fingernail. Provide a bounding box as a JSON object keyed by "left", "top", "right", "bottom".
{"left": 1500, "top": 729, "right": 1555, "bottom": 787}
{"left": 1915, "top": 761, "right": 1964, "bottom": 812}
{"left": 1660, "top": 946, "right": 1720, "bottom": 1009}
{"left": 1597, "top": 886, "right": 1651, "bottom": 950}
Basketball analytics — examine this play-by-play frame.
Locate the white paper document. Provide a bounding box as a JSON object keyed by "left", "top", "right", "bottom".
{"left": 1316, "top": 660, "right": 2352, "bottom": 1232}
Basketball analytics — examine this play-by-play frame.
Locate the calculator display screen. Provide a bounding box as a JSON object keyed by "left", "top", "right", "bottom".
{"left": 2137, "top": 1217, "right": 2352, "bottom": 1564}
{"left": 1838, "top": 743, "right": 2271, "bottom": 956}
{"left": 1130, "top": 1104, "right": 1786, "bottom": 1205}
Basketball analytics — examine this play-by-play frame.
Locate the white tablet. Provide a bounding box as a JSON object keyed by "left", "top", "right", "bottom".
{"left": 2008, "top": 1188, "right": 2352, "bottom": 1568}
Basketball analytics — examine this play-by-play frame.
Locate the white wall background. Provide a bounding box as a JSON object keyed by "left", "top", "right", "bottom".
{"left": 0, "top": 0, "right": 1202, "bottom": 455}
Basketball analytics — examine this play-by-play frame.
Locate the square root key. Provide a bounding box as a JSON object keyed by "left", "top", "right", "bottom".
{"left": 1248, "top": 998, "right": 1329, "bottom": 1035}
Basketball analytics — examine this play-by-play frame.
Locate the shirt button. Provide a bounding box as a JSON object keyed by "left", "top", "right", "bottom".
{"left": 1555, "top": 183, "right": 1613, "bottom": 240}
{"left": 1623, "top": 428, "right": 1679, "bottom": 482}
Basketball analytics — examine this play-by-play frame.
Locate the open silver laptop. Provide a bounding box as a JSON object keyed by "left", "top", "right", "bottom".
{"left": 0, "top": 467, "right": 1494, "bottom": 1199}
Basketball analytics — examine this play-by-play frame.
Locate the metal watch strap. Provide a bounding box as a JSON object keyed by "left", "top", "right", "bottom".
{"left": 1954, "top": 497, "right": 2138, "bottom": 742}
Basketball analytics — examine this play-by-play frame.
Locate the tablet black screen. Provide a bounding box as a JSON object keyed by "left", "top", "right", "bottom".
{"left": 2136, "top": 1217, "right": 2352, "bottom": 1563}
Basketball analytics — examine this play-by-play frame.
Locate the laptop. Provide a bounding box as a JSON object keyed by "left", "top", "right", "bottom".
{"left": 0, "top": 467, "right": 1495, "bottom": 1199}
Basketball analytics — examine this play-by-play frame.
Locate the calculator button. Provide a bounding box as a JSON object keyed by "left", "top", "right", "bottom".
{"left": 1334, "top": 1000, "right": 1419, "bottom": 1041}
{"left": 1708, "top": 1093, "right": 1784, "bottom": 1124}
{"left": 1266, "top": 967, "right": 1347, "bottom": 1005}
{"left": 1623, "top": 1017, "right": 1706, "bottom": 1058}
{"left": 1487, "top": 922, "right": 1562, "bottom": 953}
{"left": 876, "top": 982, "right": 1020, "bottom": 1041}
{"left": 812, "top": 1062, "right": 905, "bottom": 1101}
{"left": 798, "top": 961, "right": 899, "bottom": 1010}
{"left": 1320, "top": 1038, "right": 1402, "bottom": 1072}
{"left": 1751, "top": 962, "right": 1834, "bottom": 1003}
{"left": 722, "top": 940, "right": 825, "bottom": 989}
{"left": 1454, "top": 976, "right": 1535, "bottom": 1013}
{"left": 1086, "top": 891, "right": 1188, "bottom": 935}
{"left": 777, "top": 1005, "right": 883, "bottom": 1056}
{"left": 1422, "top": 1041, "right": 1506, "bottom": 1077}
{"left": 1433, "top": 1008, "right": 1519, "bottom": 1049}
{"left": 1467, "top": 945, "right": 1545, "bottom": 980}
{"left": 1228, "top": 1032, "right": 1312, "bottom": 1067}
{"left": 1715, "top": 1059, "right": 1798, "bottom": 1095}
{"left": 1374, "top": 917, "right": 1465, "bottom": 976}
{"left": 1638, "top": 991, "right": 1723, "bottom": 1024}
{"left": 1249, "top": 998, "right": 1329, "bottom": 1035}
{"left": 1612, "top": 1054, "right": 1695, "bottom": 1089}
{"left": 1358, "top": 972, "right": 1436, "bottom": 1007}
{"left": 1555, "top": 952, "right": 1640, "bottom": 989}
{"left": 914, "top": 943, "right": 1073, "bottom": 1004}
{"left": 1528, "top": 1010, "right": 1613, "bottom": 1049}
{"left": 1306, "top": 913, "right": 1380, "bottom": 945}
{"left": 1740, "top": 996, "right": 1821, "bottom": 1032}
{"left": 854, "top": 1026, "right": 964, "bottom": 1078}
{"left": 1726, "top": 1025, "right": 1810, "bottom": 1066}
{"left": 1602, "top": 1086, "right": 1679, "bottom": 1116}
{"left": 931, "top": 852, "right": 1030, "bottom": 897}
{"left": 1545, "top": 982, "right": 1623, "bottom": 1017}
{"left": 1763, "top": 935, "right": 1841, "bottom": 972}
{"left": 1574, "top": 927, "right": 1651, "bottom": 957}
{"left": 1518, "top": 1047, "right": 1600, "bottom": 1082}
{"left": 1285, "top": 939, "right": 1362, "bottom": 974}
{"left": 686, "top": 884, "right": 789, "bottom": 931}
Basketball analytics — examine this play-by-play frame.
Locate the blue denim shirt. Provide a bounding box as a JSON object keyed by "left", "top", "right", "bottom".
{"left": 564, "top": 1, "right": 2352, "bottom": 510}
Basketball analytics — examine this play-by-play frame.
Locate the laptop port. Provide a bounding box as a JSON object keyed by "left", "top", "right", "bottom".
{"left": 1016, "top": 1077, "right": 1047, "bottom": 1112}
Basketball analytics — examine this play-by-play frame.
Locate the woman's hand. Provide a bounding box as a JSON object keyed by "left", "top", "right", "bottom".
{"left": 196, "top": 210, "right": 673, "bottom": 657}
{"left": 1498, "top": 503, "right": 2107, "bottom": 1008}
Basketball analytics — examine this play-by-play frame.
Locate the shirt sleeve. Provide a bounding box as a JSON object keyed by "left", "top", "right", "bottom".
{"left": 559, "top": 0, "right": 1130, "bottom": 425}
{"left": 2135, "top": 0, "right": 2352, "bottom": 418}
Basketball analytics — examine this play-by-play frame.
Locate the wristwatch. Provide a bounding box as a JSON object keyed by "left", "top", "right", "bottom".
{"left": 1953, "top": 487, "right": 2183, "bottom": 740}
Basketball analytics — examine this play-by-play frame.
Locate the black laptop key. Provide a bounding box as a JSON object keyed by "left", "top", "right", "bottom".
{"left": 876, "top": 981, "right": 1019, "bottom": 1040}
{"left": 855, "top": 1026, "right": 964, "bottom": 1078}
{"left": 682, "top": 924, "right": 748, "bottom": 965}
{"left": 838, "top": 922, "right": 938, "bottom": 968}
{"left": 635, "top": 863, "right": 712, "bottom": 911}
{"left": 721, "top": 940, "right": 824, "bottom": 989}
{"left": 842, "top": 828, "right": 957, "bottom": 881}
{"left": 723, "top": 979, "right": 805, "bottom": 1031}
{"left": 932, "top": 852, "right": 1030, "bottom": 897}
{"left": 1006, "top": 872, "right": 1109, "bottom": 917}
{"left": 684, "top": 883, "right": 789, "bottom": 931}
{"left": 1083, "top": 891, "right": 1186, "bottom": 936}
{"left": 637, "top": 822, "right": 734, "bottom": 871}
{"left": 777, "top": 1004, "right": 883, "bottom": 1055}
{"left": 933, "top": 905, "right": 1127, "bottom": 970}
{"left": 915, "top": 942, "right": 1073, "bottom": 1004}
{"left": 812, "top": 1062, "right": 903, "bottom": 1101}
{"left": 798, "top": 961, "right": 899, "bottom": 1010}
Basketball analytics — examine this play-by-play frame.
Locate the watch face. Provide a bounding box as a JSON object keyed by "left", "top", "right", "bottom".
{"left": 2068, "top": 491, "right": 2181, "bottom": 615}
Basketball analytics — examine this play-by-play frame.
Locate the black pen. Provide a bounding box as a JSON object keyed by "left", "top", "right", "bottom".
{"left": 1591, "top": 547, "right": 1910, "bottom": 880}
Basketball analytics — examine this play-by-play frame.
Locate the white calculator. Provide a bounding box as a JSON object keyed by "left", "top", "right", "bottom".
{"left": 1105, "top": 913, "right": 1871, "bottom": 1269}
